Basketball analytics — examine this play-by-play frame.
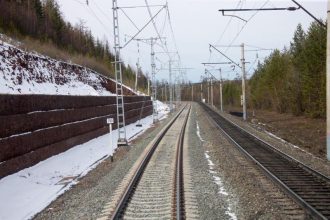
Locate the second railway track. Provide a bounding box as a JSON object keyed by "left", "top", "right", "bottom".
{"left": 98, "top": 104, "right": 191, "bottom": 220}
{"left": 201, "top": 102, "right": 330, "bottom": 220}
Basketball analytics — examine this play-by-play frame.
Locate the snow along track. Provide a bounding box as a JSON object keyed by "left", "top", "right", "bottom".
{"left": 97, "top": 104, "right": 191, "bottom": 220}
{"left": 200, "top": 102, "right": 330, "bottom": 220}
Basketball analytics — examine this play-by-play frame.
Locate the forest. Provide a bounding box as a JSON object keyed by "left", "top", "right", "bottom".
{"left": 249, "top": 21, "right": 326, "bottom": 118}
{"left": 179, "top": 21, "right": 326, "bottom": 119}
{"left": 0, "top": 0, "right": 326, "bottom": 118}
{"left": 0, "top": 0, "right": 148, "bottom": 91}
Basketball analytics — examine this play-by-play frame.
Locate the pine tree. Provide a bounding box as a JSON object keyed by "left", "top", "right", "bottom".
{"left": 301, "top": 21, "right": 326, "bottom": 117}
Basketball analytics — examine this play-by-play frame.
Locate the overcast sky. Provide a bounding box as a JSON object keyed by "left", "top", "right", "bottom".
{"left": 57, "top": 0, "right": 327, "bottom": 83}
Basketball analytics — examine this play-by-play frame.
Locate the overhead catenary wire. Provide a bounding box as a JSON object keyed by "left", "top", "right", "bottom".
{"left": 121, "top": 5, "right": 166, "bottom": 49}
{"left": 143, "top": 0, "right": 181, "bottom": 63}
{"left": 159, "top": 8, "right": 168, "bottom": 37}
{"left": 87, "top": 6, "right": 107, "bottom": 28}
{"left": 245, "top": 43, "right": 272, "bottom": 49}
{"left": 145, "top": 0, "right": 169, "bottom": 56}
{"left": 73, "top": 0, "right": 85, "bottom": 5}
{"left": 166, "top": 3, "right": 180, "bottom": 59}
{"left": 71, "top": 2, "right": 114, "bottom": 50}
{"left": 215, "top": 0, "right": 244, "bottom": 45}
{"left": 225, "top": 0, "right": 271, "bottom": 51}
{"left": 119, "top": 8, "right": 140, "bottom": 31}
{"left": 118, "top": 5, "right": 165, "bottom": 9}
{"left": 208, "top": 0, "right": 271, "bottom": 71}
{"left": 85, "top": 4, "right": 111, "bottom": 35}
{"left": 246, "top": 53, "right": 259, "bottom": 74}
{"left": 125, "top": 34, "right": 164, "bottom": 49}
{"left": 91, "top": 0, "right": 112, "bottom": 21}
{"left": 214, "top": 44, "right": 274, "bottom": 52}
{"left": 208, "top": 0, "right": 244, "bottom": 63}
{"left": 69, "top": 0, "right": 184, "bottom": 90}
{"left": 90, "top": 0, "right": 183, "bottom": 87}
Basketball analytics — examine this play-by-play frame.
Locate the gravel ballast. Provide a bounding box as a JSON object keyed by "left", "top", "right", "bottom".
{"left": 34, "top": 102, "right": 326, "bottom": 219}
{"left": 34, "top": 112, "right": 176, "bottom": 220}
{"left": 213, "top": 106, "right": 330, "bottom": 177}
{"left": 190, "top": 103, "right": 305, "bottom": 219}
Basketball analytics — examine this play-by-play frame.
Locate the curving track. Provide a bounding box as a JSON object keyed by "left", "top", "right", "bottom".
{"left": 200, "top": 102, "right": 330, "bottom": 220}
{"left": 98, "top": 105, "right": 191, "bottom": 220}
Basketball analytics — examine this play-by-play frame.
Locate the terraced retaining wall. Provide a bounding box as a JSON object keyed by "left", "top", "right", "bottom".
{"left": 0, "top": 94, "right": 152, "bottom": 178}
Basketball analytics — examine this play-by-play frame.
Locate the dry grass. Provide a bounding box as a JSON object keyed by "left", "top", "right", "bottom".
{"left": 15, "top": 37, "right": 114, "bottom": 79}
{"left": 1, "top": 34, "right": 148, "bottom": 93}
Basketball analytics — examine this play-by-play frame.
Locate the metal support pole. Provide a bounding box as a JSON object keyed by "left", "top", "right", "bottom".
{"left": 208, "top": 79, "right": 210, "bottom": 104}
{"left": 179, "top": 78, "right": 182, "bottom": 102}
{"left": 135, "top": 42, "right": 139, "bottom": 92}
{"left": 177, "top": 75, "right": 181, "bottom": 103}
{"left": 200, "top": 83, "right": 203, "bottom": 101}
{"left": 135, "top": 63, "right": 138, "bottom": 92}
{"left": 219, "top": 69, "right": 223, "bottom": 112}
{"left": 176, "top": 82, "right": 179, "bottom": 103}
{"left": 150, "top": 38, "right": 158, "bottom": 123}
{"left": 147, "top": 78, "right": 150, "bottom": 96}
{"left": 109, "top": 123, "right": 113, "bottom": 161}
{"left": 169, "top": 60, "right": 173, "bottom": 112}
{"left": 112, "top": 0, "right": 127, "bottom": 146}
{"left": 191, "top": 84, "right": 194, "bottom": 101}
{"left": 161, "top": 87, "right": 164, "bottom": 101}
{"left": 241, "top": 43, "right": 247, "bottom": 121}
{"left": 327, "top": 1, "right": 330, "bottom": 161}
{"left": 211, "top": 77, "right": 214, "bottom": 107}
{"left": 205, "top": 69, "right": 210, "bottom": 104}
{"left": 165, "top": 83, "right": 167, "bottom": 102}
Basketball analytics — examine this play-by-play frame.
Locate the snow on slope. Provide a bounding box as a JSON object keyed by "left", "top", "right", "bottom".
{"left": 0, "top": 39, "right": 114, "bottom": 96}
{"left": 0, "top": 102, "right": 169, "bottom": 220}
{"left": 0, "top": 35, "right": 171, "bottom": 219}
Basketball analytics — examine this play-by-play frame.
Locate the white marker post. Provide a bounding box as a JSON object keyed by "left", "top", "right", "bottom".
{"left": 107, "top": 118, "right": 114, "bottom": 161}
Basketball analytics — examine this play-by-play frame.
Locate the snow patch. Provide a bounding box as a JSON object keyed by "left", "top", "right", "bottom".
{"left": 0, "top": 102, "right": 169, "bottom": 220}
{"left": 196, "top": 121, "right": 205, "bottom": 142}
{"left": 204, "top": 151, "right": 229, "bottom": 197}
{"left": 0, "top": 40, "right": 115, "bottom": 96}
{"left": 257, "top": 122, "right": 267, "bottom": 126}
{"left": 264, "top": 130, "right": 322, "bottom": 160}
{"left": 204, "top": 151, "right": 236, "bottom": 219}
{"left": 265, "top": 131, "right": 297, "bottom": 147}
{"left": 196, "top": 121, "right": 237, "bottom": 220}
{"left": 226, "top": 207, "right": 237, "bottom": 220}
{"left": 156, "top": 100, "right": 170, "bottom": 121}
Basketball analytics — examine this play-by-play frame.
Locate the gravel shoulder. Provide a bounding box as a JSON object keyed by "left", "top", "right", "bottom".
{"left": 213, "top": 106, "right": 330, "bottom": 178}
{"left": 34, "top": 102, "right": 325, "bottom": 219}
{"left": 226, "top": 107, "right": 326, "bottom": 158}
{"left": 186, "top": 103, "right": 233, "bottom": 219}
{"left": 34, "top": 112, "right": 177, "bottom": 220}
{"left": 190, "top": 103, "right": 305, "bottom": 219}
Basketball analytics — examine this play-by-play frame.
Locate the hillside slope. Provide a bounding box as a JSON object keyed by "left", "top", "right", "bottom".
{"left": 0, "top": 39, "right": 135, "bottom": 96}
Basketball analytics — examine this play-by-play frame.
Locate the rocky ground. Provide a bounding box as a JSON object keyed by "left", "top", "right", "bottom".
{"left": 0, "top": 37, "right": 135, "bottom": 96}
{"left": 251, "top": 110, "right": 325, "bottom": 157}
{"left": 219, "top": 107, "right": 330, "bottom": 178}
{"left": 226, "top": 106, "right": 326, "bottom": 158}
{"left": 34, "top": 102, "right": 329, "bottom": 219}
{"left": 34, "top": 113, "right": 175, "bottom": 220}
{"left": 188, "top": 103, "right": 306, "bottom": 219}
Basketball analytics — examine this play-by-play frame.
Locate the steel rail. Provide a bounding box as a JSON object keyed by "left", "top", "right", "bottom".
{"left": 175, "top": 105, "right": 190, "bottom": 219}
{"left": 200, "top": 102, "right": 330, "bottom": 220}
{"left": 111, "top": 105, "right": 188, "bottom": 219}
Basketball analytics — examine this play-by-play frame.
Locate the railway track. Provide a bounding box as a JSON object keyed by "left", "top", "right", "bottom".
{"left": 200, "top": 103, "right": 330, "bottom": 220}
{"left": 98, "top": 105, "right": 191, "bottom": 220}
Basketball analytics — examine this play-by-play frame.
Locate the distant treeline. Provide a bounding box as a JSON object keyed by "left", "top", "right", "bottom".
{"left": 163, "top": 79, "right": 243, "bottom": 108}
{"left": 178, "top": 22, "right": 326, "bottom": 118}
{"left": 249, "top": 22, "right": 326, "bottom": 118}
{"left": 0, "top": 0, "right": 148, "bottom": 91}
